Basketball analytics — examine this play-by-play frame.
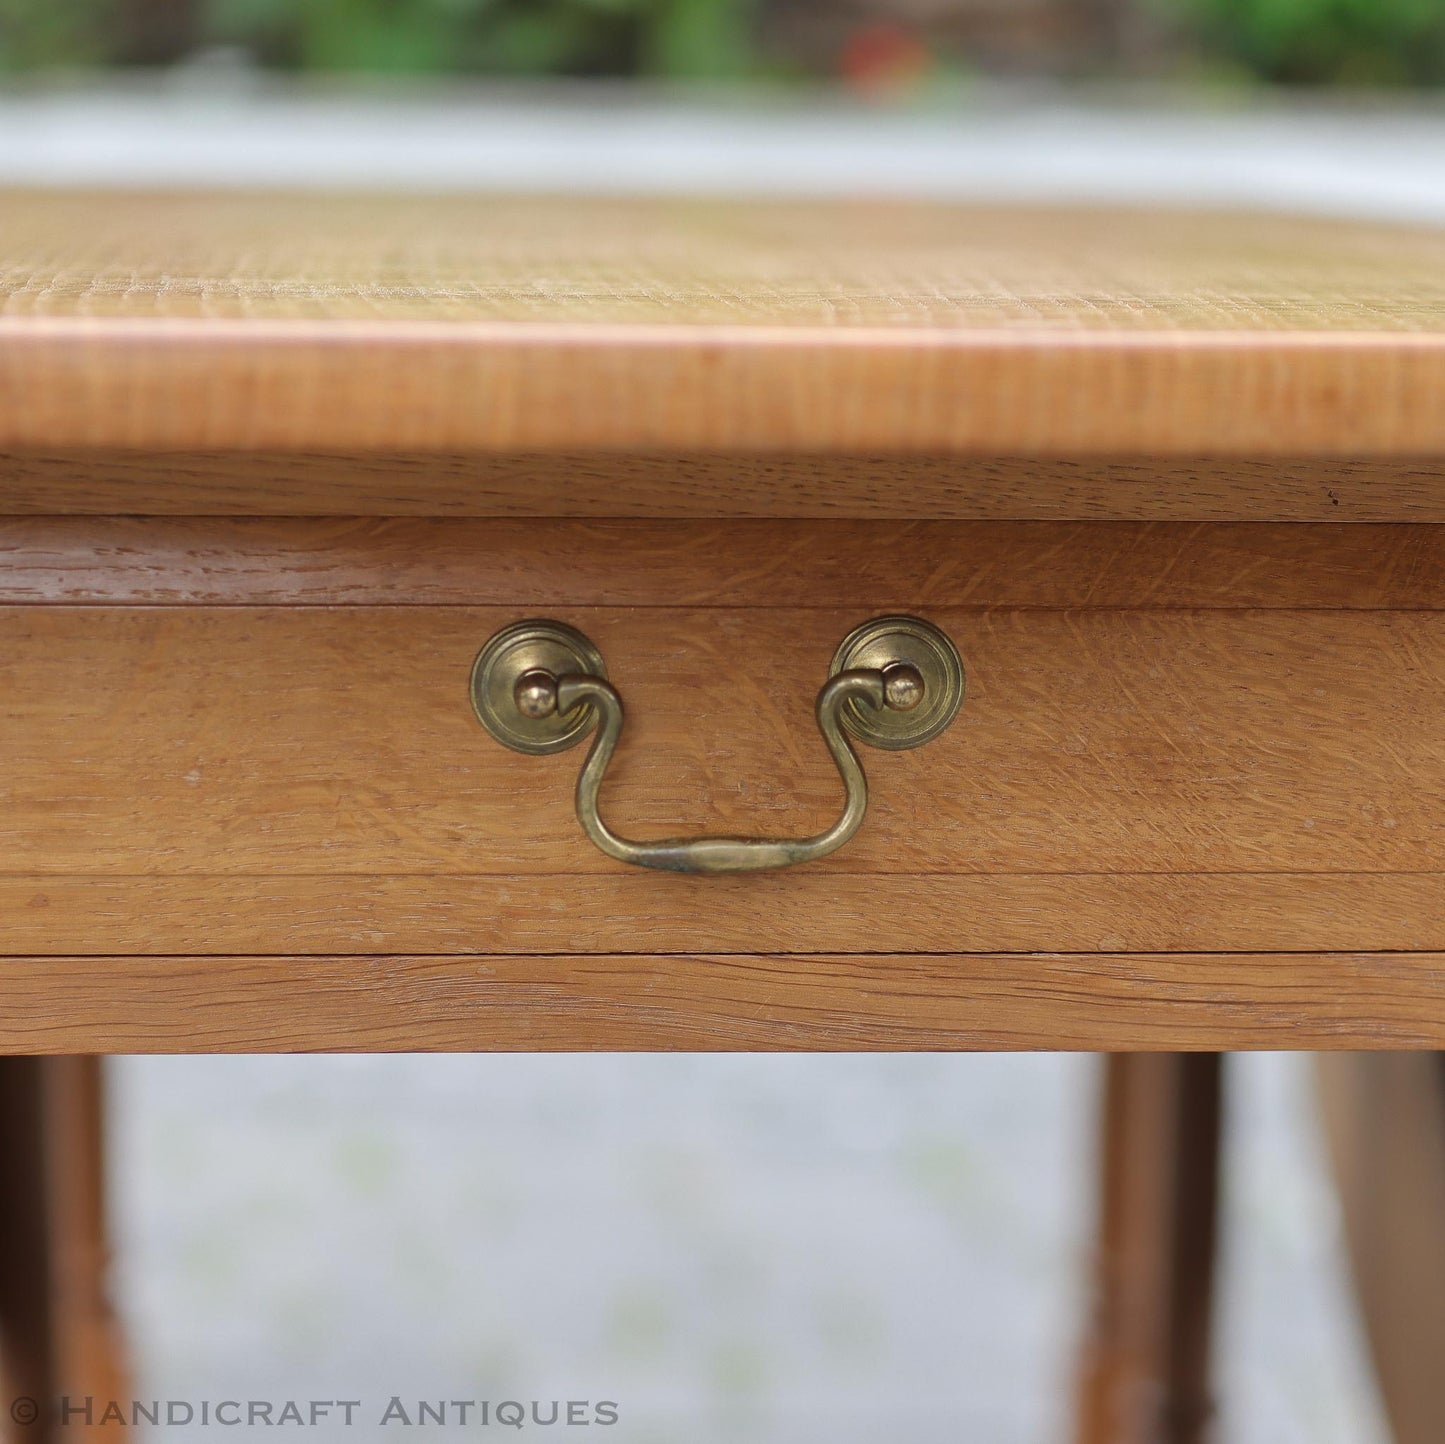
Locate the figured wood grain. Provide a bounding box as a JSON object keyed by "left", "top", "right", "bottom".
{"left": 15, "top": 195, "right": 1445, "bottom": 330}
{"left": 5, "top": 519, "right": 1445, "bottom": 610}
{"left": 0, "top": 952, "right": 1442, "bottom": 1053}
{"left": 4, "top": 195, "right": 1445, "bottom": 455}
{"left": 3, "top": 605, "right": 1441, "bottom": 882}
{"left": 4, "top": 453, "right": 1445, "bottom": 520}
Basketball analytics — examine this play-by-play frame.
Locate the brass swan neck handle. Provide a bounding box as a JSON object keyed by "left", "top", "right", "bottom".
{"left": 536, "top": 666, "right": 908, "bottom": 873}
{"left": 470, "top": 616, "right": 964, "bottom": 876}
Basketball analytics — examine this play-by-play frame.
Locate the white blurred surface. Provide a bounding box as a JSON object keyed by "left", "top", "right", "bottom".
{"left": 108, "top": 1053, "right": 1389, "bottom": 1443}
{"left": 0, "top": 84, "right": 1443, "bottom": 222}
{"left": 111, "top": 1055, "right": 1092, "bottom": 1443}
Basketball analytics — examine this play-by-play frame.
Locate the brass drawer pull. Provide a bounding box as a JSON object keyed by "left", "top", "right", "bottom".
{"left": 470, "top": 616, "right": 964, "bottom": 875}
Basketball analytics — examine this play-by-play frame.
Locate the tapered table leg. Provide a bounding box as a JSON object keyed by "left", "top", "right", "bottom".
{"left": 0, "top": 1058, "right": 128, "bottom": 1443}
{"left": 1076, "top": 1053, "right": 1222, "bottom": 1444}
{"left": 1317, "top": 1052, "right": 1445, "bottom": 1444}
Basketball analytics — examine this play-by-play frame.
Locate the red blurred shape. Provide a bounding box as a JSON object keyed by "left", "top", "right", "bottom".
{"left": 839, "top": 22, "right": 932, "bottom": 98}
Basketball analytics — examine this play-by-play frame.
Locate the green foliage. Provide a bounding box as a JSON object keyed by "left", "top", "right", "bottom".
{"left": 3, "top": 0, "right": 1444, "bottom": 85}
{"left": 202, "top": 0, "right": 752, "bottom": 78}
{"left": 644, "top": 0, "right": 754, "bottom": 78}
{"left": 0, "top": 0, "right": 755, "bottom": 78}
{"left": 0, "top": 0, "right": 111, "bottom": 71}
{"left": 1175, "top": 0, "right": 1445, "bottom": 85}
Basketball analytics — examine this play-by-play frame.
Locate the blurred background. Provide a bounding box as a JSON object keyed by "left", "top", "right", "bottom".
{"left": 2, "top": 1, "right": 1440, "bottom": 1441}
{"left": 2, "top": 0, "right": 1445, "bottom": 89}
{"left": 107, "top": 1053, "right": 1389, "bottom": 1443}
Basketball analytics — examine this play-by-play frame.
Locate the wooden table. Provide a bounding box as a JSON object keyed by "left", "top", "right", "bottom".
{"left": 1, "top": 192, "right": 1443, "bottom": 1442}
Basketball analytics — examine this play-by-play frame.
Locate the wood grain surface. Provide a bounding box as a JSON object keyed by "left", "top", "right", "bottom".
{"left": 3, "top": 873, "right": 1442, "bottom": 956}
{"left": 1, "top": 598, "right": 1441, "bottom": 954}
{"left": 1076, "top": 1054, "right": 1220, "bottom": 1444}
{"left": 4, "top": 453, "right": 1445, "bottom": 519}
{"left": 3, "top": 605, "right": 1441, "bottom": 878}
{"left": 4, "top": 194, "right": 1445, "bottom": 455}
{"left": 4, "top": 519, "right": 1445, "bottom": 609}
{"left": 0, "top": 952, "right": 1442, "bottom": 1053}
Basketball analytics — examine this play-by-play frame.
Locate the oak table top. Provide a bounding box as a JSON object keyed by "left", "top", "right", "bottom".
{"left": 4, "top": 191, "right": 1445, "bottom": 458}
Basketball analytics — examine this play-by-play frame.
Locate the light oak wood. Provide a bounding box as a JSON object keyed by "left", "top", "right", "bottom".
{"left": 0, "top": 1059, "right": 128, "bottom": 1444}
{"left": 4, "top": 196, "right": 1445, "bottom": 455}
{"left": 1076, "top": 1055, "right": 1221, "bottom": 1444}
{"left": 1317, "top": 1054, "right": 1445, "bottom": 1444}
{"left": 3, "top": 873, "right": 1443, "bottom": 956}
{"left": 3, "top": 453, "right": 1444, "bottom": 520}
{"left": 3, "top": 509, "right": 1441, "bottom": 951}
{"left": 15, "top": 195, "right": 1445, "bottom": 330}
{"left": 0, "top": 953, "right": 1441, "bottom": 1053}
{"left": 8, "top": 187, "right": 1444, "bottom": 1444}
{"left": 2, "top": 606, "right": 1439, "bottom": 882}
{"left": 4, "top": 519, "right": 1445, "bottom": 609}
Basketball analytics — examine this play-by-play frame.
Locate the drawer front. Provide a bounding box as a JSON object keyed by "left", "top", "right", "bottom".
{"left": 2, "top": 519, "right": 1443, "bottom": 958}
